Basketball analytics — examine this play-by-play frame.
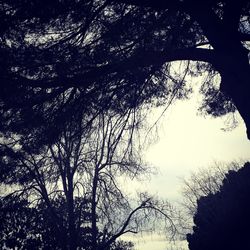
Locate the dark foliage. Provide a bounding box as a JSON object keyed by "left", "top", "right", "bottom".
{"left": 0, "top": 195, "right": 134, "bottom": 250}
{"left": 0, "top": 195, "right": 92, "bottom": 250}
{"left": 0, "top": 0, "right": 171, "bottom": 149}
{"left": 187, "top": 162, "right": 250, "bottom": 250}
{"left": 1, "top": 0, "right": 249, "bottom": 151}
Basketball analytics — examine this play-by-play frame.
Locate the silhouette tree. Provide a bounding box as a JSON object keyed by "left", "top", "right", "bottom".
{"left": 187, "top": 162, "right": 250, "bottom": 250}
{"left": 0, "top": 0, "right": 249, "bottom": 150}
{"left": 0, "top": 195, "right": 135, "bottom": 250}
{"left": 0, "top": 108, "right": 175, "bottom": 250}
{"left": 0, "top": 196, "right": 43, "bottom": 250}
{"left": 179, "top": 162, "right": 241, "bottom": 226}
{"left": 0, "top": 195, "right": 93, "bottom": 250}
{"left": 110, "top": 0, "right": 250, "bottom": 137}
{"left": 163, "top": 162, "right": 241, "bottom": 248}
{"left": 0, "top": 0, "right": 170, "bottom": 148}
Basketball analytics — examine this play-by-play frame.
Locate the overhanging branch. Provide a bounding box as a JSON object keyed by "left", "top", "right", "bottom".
{"left": 240, "top": 33, "right": 250, "bottom": 42}
{"left": 12, "top": 48, "right": 217, "bottom": 88}
{"left": 111, "top": 0, "right": 184, "bottom": 11}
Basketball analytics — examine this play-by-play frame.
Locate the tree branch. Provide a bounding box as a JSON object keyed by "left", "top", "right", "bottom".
{"left": 10, "top": 48, "right": 217, "bottom": 88}
{"left": 111, "top": 0, "right": 184, "bottom": 11}
{"left": 240, "top": 33, "right": 250, "bottom": 42}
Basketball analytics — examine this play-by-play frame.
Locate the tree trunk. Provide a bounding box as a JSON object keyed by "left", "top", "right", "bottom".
{"left": 186, "top": 1, "right": 250, "bottom": 139}
{"left": 219, "top": 47, "right": 250, "bottom": 139}
{"left": 91, "top": 168, "right": 99, "bottom": 250}
{"left": 67, "top": 177, "right": 78, "bottom": 250}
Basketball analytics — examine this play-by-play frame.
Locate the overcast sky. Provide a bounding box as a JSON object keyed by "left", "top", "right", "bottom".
{"left": 124, "top": 87, "right": 250, "bottom": 250}
{"left": 145, "top": 96, "right": 250, "bottom": 200}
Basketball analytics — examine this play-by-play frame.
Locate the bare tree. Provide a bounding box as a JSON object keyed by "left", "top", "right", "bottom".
{"left": 0, "top": 107, "right": 176, "bottom": 250}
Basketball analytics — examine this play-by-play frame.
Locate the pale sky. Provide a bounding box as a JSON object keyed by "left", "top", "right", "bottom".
{"left": 124, "top": 87, "right": 250, "bottom": 250}
{"left": 145, "top": 96, "right": 250, "bottom": 200}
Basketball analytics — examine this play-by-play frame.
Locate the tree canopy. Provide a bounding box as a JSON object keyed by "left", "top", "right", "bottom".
{"left": 113, "top": 0, "right": 250, "bottom": 135}
{"left": 1, "top": 0, "right": 249, "bottom": 150}
{"left": 1, "top": 1, "right": 249, "bottom": 249}
{"left": 187, "top": 162, "right": 250, "bottom": 250}
{"left": 0, "top": 195, "right": 94, "bottom": 250}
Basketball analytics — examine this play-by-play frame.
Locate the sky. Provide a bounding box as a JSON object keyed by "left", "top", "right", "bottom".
{"left": 145, "top": 94, "right": 250, "bottom": 200}
{"left": 123, "top": 86, "right": 250, "bottom": 250}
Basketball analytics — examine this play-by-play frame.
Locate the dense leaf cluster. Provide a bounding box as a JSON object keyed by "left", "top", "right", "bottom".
{"left": 1, "top": 0, "right": 234, "bottom": 148}
{"left": 187, "top": 162, "right": 250, "bottom": 250}
{"left": 0, "top": 195, "right": 134, "bottom": 250}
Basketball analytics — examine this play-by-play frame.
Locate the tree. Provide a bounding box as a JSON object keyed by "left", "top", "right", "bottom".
{"left": 175, "top": 161, "right": 242, "bottom": 237}
{"left": 0, "top": 195, "right": 43, "bottom": 250}
{"left": 0, "top": 107, "right": 175, "bottom": 250}
{"left": 0, "top": 0, "right": 249, "bottom": 150}
{"left": 110, "top": 0, "right": 250, "bottom": 137}
{"left": 187, "top": 162, "right": 250, "bottom": 250}
{"left": 0, "top": 0, "right": 170, "bottom": 148}
{"left": 0, "top": 195, "right": 136, "bottom": 250}
{"left": 181, "top": 162, "right": 241, "bottom": 215}
{"left": 0, "top": 195, "right": 93, "bottom": 250}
